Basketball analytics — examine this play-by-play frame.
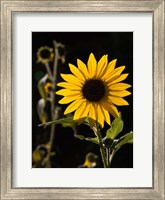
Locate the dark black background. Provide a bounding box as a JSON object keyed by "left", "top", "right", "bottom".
{"left": 32, "top": 32, "right": 133, "bottom": 168}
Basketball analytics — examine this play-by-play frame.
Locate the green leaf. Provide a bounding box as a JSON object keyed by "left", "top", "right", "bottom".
{"left": 62, "top": 123, "right": 74, "bottom": 128}
{"left": 38, "top": 116, "right": 76, "bottom": 127}
{"left": 37, "top": 99, "right": 47, "bottom": 124}
{"left": 85, "top": 137, "right": 99, "bottom": 144}
{"left": 115, "top": 132, "right": 133, "bottom": 149}
{"left": 38, "top": 74, "right": 48, "bottom": 100}
{"left": 74, "top": 135, "right": 99, "bottom": 145}
{"left": 38, "top": 82, "right": 47, "bottom": 100}
{"left": 74, "top": 135, "right": 85, "bottom": 140}
{"left": 106, "top": 115, "right": 124, "bottom": 140}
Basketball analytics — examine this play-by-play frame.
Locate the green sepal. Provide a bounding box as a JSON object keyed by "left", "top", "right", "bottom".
{"left": 106, "top": 115, "right": 124, "bottom": 140}
{"left": 114, "top": 132, "right": 133, "bottom": 149}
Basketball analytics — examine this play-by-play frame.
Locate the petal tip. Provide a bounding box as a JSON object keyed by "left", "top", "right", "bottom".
{"left": 60, "top": 73, "right": 65, "bottom": 78}
{"left": 89, "top": 53, "right": 95, "bottom": 59}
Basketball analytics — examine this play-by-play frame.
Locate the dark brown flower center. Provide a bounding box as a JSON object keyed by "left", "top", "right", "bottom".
{"left": 40, "top": 49, "right": 51, "bottom": 59}
{"left": 82, "top": 79, "right": 105, "bottom": 102}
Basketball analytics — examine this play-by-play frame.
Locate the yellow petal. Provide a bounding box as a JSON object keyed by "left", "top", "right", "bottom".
{"left": 87, "top": 104, "right": 97, "bottom": 128}
{"left": 56, "top": 89, "right": 80, "bottom": 96}
{"left": 59, "top": 95, "right": 82, "bottom": 104}
{"left": 101, "top": 101, "right": 119, "bottom": 118}
{"left": 96, "top": 104, "right": 105, "bottom": 128}
{"left": 64, "top": 99, "right": 84, "bottom": 115}
{"left": 109, "top": 83, "right": 131, "bottom": 90}
{"left": 73, "top": 101, "right": 87, "bottom": 120}
{"left": 61, "top": 74, "right": 83, "bottom": 86}
{"left": 88, "top": 103, "right": 97, "bottom": 121}
{"left": 102, "top": 107, "right": 111, "bottom": 125}
{"left": 109, "top": 90, "right": 131, "bottom": 97}
{"left": 107, "top": 74, "right": 129, "bottom": 85}
{"left": 87, "top": 53, "right": 97, "bottom": 78}
{"left": 96, "top": 55, "right": 108, "bottom": 78}
{"left": 108, "top": 59, "right": 117, "bottom": 69}
{"left": 69, "top": 63, "right": 85, "bottom": 81}
{"left": 57, "top": 82, "right": 81, "bottom": 90}
{"left": 77, "top": 59, "right": 89, "bottom": 79}
{"left": 108, "top": 96, "right": 129, "bottom": 106}
{"left": 105, "top": 66, "right": 125, "bottom": 82}
{"left": 81, "top": 102, "right": 91, "bottom": 118}
{"left": 102, "top": 59, "right": 117, "bottom": 79}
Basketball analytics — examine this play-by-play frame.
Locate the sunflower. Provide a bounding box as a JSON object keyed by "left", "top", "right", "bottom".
{"left": 37, "top": 46, "right": 54, "bottom": 64}
{"left": 56, "top": 53, "right": 131, "bottom": 128}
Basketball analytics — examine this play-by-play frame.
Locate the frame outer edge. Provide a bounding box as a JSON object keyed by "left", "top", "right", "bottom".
{"left": 1, "top": 1, "right": 8, "bottom": 199}
{"left": 0, "top": 0, "right": 165, "bottom": 200}
{"left": 6, "top": 5, "right": 12, "bottom": 195}
{"left": 153, "top": 2, "right": 164, "bottom": 200}
{"left": 157, "top": 1, "right": 164, "bottom": 199}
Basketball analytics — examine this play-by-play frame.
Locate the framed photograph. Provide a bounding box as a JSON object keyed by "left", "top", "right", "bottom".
{"left": 0, "top": 0, "right": 164, "bottom": 199}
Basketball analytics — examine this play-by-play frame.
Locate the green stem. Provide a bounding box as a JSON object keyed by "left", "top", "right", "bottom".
{"left": 109, "top": 150, "right": 116, "bottom": 167}
{"left": 49, "top": 41, "right": 59, "bottom": 152}
{"left": 96, "top": 122, "right": 108, "bottom": 168}
{"left": 45, "top": 62, "right": 53, "bottom": 78}
{"left": 48, "top": 42, "right": 59, "bottom": 152}
{"left": 45, "top": 41, "right": 60, "bottom": 163}
{"left": 72, "top": 125, "right": 78, "bottom": 137}
{"left": 53, "top": 41, "right": 59, "bottom": 87}
{"left": 106, "top": 148, "right": 110, "bottom": 166}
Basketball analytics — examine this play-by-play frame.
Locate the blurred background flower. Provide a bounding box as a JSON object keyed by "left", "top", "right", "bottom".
{"left": 37, "top": 46, "right": 54, "bottom": 64}
{"left": 79, "top": 152, "right": 98, "bottom": 168}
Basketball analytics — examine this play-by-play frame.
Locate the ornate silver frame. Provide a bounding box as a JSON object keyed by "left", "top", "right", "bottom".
{"left": 0, "top": 0, "right": 164, "bottom": 199}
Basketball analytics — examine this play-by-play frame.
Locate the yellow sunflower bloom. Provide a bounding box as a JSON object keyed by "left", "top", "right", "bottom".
{"left": 56, "top": 53, "right": 131, "bottom": 128}
{"left": 37, "top": 46, "right": 54, "bottom": 64}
